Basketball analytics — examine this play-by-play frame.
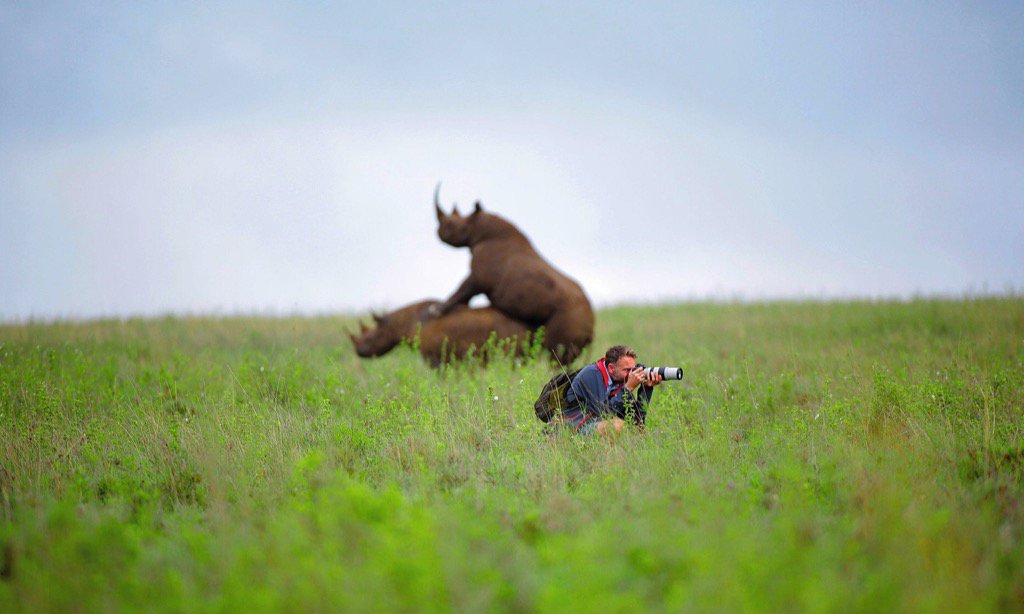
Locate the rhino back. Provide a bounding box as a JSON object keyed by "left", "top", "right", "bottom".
{"left": 472, "top": 243, "right": 582, "bottom": 318}
{"left": 419, "top": 306, "right": 530, "bottom": 361}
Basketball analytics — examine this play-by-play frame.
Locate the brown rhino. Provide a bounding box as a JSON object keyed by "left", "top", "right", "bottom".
{"left": 350, "top": 299, "right": 535, "bottom": 367}
{"left": 432, "top": 185, "right": 594, "bottom": 364}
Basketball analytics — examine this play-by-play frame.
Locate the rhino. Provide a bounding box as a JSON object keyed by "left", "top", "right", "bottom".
{"left": 350, "top": 299, "right": 535, "bottom": 367}
{"left": 432, "top": 185, "right": 594, "bottom": 364}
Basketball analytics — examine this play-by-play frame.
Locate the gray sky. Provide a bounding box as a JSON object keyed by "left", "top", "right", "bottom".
{"left": 2, "top": 2, "right": 1023, "bottom": 321}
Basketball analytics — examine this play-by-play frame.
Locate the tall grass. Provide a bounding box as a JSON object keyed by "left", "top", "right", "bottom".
{"left": 1, "top": 298, "right": 1022, "bottom": 610}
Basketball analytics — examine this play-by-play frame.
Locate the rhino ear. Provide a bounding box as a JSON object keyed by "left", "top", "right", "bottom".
{"left": 472, "top": 201, "right": 483, "bottom": 216}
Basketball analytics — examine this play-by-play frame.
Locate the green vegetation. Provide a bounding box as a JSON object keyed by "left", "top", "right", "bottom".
{"left": 1, "top": 298, "right": 1022, "bottom": 611}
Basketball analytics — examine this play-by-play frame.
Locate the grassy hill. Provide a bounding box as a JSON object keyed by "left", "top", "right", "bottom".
{"left": 1, "top": 298, "right": 1022, "bottom": 611}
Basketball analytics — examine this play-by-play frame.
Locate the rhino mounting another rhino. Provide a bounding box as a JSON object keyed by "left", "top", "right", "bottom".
{"left": 433, "top": 185, "right": 594, "bottom": 364}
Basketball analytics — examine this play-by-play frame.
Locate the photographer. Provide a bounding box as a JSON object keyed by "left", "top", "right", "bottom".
{"left": 559, "top": 344, "right": 661, "bottom": 437}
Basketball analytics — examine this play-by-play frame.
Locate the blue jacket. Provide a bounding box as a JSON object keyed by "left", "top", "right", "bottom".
{"left": 563, "top": 358, "right": 654, "bottom": 426}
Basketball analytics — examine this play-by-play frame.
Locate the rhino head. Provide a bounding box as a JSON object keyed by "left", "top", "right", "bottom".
{"left": 349, "top": 300, "right": 440, "bottom": 357}
{"left": 434, "top": 183, "right": 484, "bottom": 248}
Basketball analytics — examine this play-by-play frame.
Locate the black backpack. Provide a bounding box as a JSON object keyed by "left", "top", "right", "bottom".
{"left": 533, "top": 368, "right": 582, "bottom": 422}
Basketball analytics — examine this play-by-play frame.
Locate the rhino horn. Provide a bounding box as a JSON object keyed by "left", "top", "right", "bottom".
{"left": 434, "top": 183, "right": 444, "bottom": 221}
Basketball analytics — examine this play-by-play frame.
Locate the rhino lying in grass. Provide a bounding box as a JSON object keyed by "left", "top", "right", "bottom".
{"left": 350, "top": 299, "right": 536, "bottom": 367}
{"left": 433, "top": 186, "right": 594, "bottom": 364}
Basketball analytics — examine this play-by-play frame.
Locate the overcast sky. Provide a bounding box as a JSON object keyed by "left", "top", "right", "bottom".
{"left": 2, "top": 2, "right": 1022, "bottom": 321}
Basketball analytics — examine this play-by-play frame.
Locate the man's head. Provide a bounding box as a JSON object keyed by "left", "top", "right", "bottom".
{"left": 604, "top": 344, "right": 638, "bottom": 383}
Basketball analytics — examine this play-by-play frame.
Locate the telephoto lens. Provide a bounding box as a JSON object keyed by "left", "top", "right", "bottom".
{"left": 635, "top": 364, "right": 684, "bottom": 380}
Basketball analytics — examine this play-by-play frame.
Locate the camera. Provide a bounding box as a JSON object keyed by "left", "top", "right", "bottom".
{"left": 633, "top": 364, "right": 683, "bottom": 380}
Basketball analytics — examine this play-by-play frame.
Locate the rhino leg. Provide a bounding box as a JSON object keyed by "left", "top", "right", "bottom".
{"left": 436, "top": 276, "right": 479, "bottom": 316}
{"left": 541, "top": 304, "right": 594, "bottom": 365}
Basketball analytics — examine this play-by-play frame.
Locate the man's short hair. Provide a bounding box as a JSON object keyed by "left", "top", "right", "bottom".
{"left": 605, "top": 344, "right": 637, "bottom": 365}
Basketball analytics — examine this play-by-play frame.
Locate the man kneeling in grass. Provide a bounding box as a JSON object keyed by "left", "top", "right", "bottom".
{"left": 559, "top": 344, "right": 661, "bottom": 437}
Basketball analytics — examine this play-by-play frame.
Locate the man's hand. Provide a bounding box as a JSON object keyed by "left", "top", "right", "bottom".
{"left": 626, "top": 368, "right": 663, "bottom": 392}
{"left": 625, "top": 367, "right": 646, "bottom": 392}
{"left": 643, "top": 371, "right": 663, "bottom": 388}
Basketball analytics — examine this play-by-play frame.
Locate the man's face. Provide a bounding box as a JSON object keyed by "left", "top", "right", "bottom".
{"left": 606, "top": 355, "right": 637, "bottom": 383}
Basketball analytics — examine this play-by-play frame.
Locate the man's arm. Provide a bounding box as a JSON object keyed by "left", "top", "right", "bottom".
{"left": 608, "top": 384, "right": 653, "bottom": 426}
{"left": 565, "top": 369, "right": 607, "bottom": 416}
{"left": 633, "top": 385, "right": 654, "bottom": 427}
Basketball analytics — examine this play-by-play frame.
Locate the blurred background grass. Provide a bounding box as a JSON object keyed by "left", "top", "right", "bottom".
{"left": 1, "top": 297, "right": 1022, "bottom": 611}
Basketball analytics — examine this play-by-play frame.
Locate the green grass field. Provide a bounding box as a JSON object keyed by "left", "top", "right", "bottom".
{"left": 1, "top": 298, "right": 1022, "bottom": 611}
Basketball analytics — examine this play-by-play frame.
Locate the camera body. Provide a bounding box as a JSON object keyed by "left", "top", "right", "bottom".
{"left": 633, "top": 363, "right": 683, "bottom": 381}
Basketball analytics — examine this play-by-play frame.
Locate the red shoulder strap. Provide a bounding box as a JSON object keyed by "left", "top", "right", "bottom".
{"left": 595, "top": 358, "right": 623, "bottom": 397}
{"left": 596, "top": 358, "right": 611, "bottom": 387}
